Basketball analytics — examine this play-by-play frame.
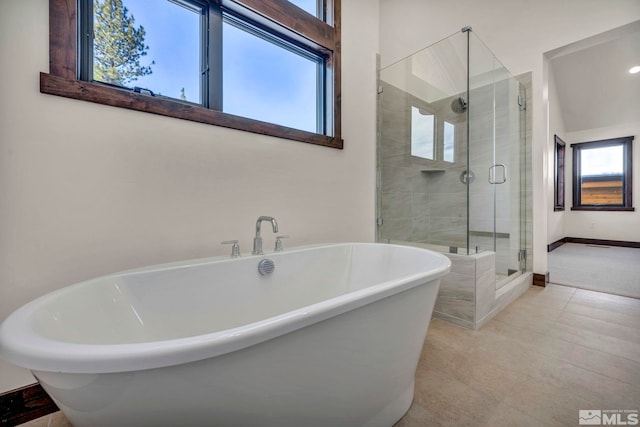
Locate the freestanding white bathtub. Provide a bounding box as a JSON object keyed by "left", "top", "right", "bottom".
{"left": 0, "top": 243, "right": 450, "bottom": 427}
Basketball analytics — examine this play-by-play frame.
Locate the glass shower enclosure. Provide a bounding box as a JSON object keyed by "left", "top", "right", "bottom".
{"left": 377, "top": 28, "right": 531, "bottom": 327}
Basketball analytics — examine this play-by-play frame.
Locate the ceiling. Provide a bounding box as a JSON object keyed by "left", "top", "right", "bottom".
{"left": 549, "top": 21, "right": 640, "bottom": 133}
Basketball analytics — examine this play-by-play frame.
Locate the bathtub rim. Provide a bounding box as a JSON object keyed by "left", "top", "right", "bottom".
{"left": 0, "top": 242, "right": 450, "bottom": 374}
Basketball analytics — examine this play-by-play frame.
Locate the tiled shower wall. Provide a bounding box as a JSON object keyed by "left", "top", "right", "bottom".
{"left": 377, "top": 81, "right": 468, "bottom": 249}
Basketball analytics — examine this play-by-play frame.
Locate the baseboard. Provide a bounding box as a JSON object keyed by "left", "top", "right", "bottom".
{"left": 548, "top": 237, "right": 639, "bottom": 252}
{"left": 0, "top": 383, "right": 57, "bottom": 427}
{"left": 533, "top": 272, "right": 548, "bottom": 287}
{"left": 547, "top": 237, "right": 568, "bottom": 252}
{"left": 565, "top": 237, "right": 640, "bottom": 249}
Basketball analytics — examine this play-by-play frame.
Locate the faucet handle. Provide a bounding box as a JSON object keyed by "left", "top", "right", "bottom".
{"left": 221, "top": 240, "right": 241, "bottom": 258}
{"left": 274, "top": 235, "right": 289, "bottom": 252}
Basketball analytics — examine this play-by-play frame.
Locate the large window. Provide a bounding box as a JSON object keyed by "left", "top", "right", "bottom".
{"left": 43, "top": 0, "right": 342, "bottom": 148}
{"left": 571, "top": 136, "right": 634, "bottom": 211}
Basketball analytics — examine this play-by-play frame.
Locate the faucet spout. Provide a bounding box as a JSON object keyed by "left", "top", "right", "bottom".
{"left": 252, "top": 216, "right": 278, "bottom": 255}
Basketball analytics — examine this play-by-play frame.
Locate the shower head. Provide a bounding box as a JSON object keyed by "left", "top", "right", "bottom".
{"left": 451, "top": 96, "right": 467, "bottom": 114}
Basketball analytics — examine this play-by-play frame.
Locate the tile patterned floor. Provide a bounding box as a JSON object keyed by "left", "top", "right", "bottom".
{"left": 19, "top": 285, "right": 640, "bottom": 427}
{"left": 396, "top": 284, "right": 640, "bottom": 426}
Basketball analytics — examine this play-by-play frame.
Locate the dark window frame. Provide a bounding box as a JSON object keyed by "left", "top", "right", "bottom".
{"left": 554, "top": 134, "right": 566, "bottom": 211}
{"left": 43, "top": 0, "right": 342, "bottom": 149}
{"left": 571, "top": 136, "right": 634, "bottom": 211}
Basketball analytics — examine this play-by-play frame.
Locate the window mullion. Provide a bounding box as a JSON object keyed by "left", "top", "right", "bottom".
{"left": 78, "top": 0, "right": 93, "bottom": 81}
{"left": 207, "top": 1, "right": 223, "bottom": 110}
{"left": 317, "top": 60, "right": 325, "bottom": 135}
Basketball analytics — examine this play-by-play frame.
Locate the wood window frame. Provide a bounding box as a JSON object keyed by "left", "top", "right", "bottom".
{"left": 554, "top": 134, "right": 566, "bottom": 211}
{"left": 43, "top": 0, "right": 342, "bottom": 149}
{"left": 571, "top": 136, "right": 634, "bottom": 211}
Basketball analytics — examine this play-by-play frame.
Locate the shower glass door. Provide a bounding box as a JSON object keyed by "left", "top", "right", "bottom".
{"left": 467, "top": 32, "right": 525, "bottom": 284}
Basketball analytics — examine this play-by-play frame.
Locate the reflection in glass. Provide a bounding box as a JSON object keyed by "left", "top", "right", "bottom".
{"left": 443, "top": 121, "right": 455, "bottom": 162}
{"left": 411, "top": 107, "right": 435, "bottom": 159}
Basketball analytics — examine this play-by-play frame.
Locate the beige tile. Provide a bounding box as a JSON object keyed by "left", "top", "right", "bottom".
{"left": 414, "top": 368, "right": 500, "bottom": 426}
{"left": 420, "top": 330, "right": 527, "bottom": 402}
{"left": 418, "top": 338, "right": 467, "bottom": 372}
{"left": 425, "top": 318, "right": 486, "bottom": 352}
{"left": 509, "top": 284, "right": 575, "bottom": 310}
{"left": 17, "top": 415, "right": 50, "bottom": 427}
{"left": 502, "top": 375, "right": 594, "bottom": 426}
{"left": 564, "top": 300, "right": 640, "bottom": 330}
{"left": 480, "top": 316, "right": 548, "bottom": 349}
{"left": 491, "top": 301, "right": 564, "bottom": 334}
{"left": 468, "top": 331, "right": 547, "bottom": 377}
{"left": 534, "top": 335, "right": 640, "bottom": 387}
{"left": 451, "top": 355, "right": 527, "bottom": 401}
{"left": 569, "top": 288, "right": 640, "bottom": 315}
{"left": 549, "top": 321, "right": 640, "bottom": 362}
{"left": 420, "top": 284, "right": 640, "bottom": 425}
{"left": 16, "top": 412, "right": 72, "bottom": 427}
{"left": 530, "top": 358, "right": 640, "bottom": 409}
{"left": 49, "top": 412, "right": 72, "bottom": 427}
{"left": 393, "top": 402, "right": 444, "bottom": 427}
{"left": 556, "top": 310, "right": 640, "bottom": 344}
{"left": 484, "top": 401, "right": 564, "bottom": 427}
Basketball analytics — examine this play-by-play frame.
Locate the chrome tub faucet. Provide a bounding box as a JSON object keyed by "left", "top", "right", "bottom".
{"left": 252, "top": 216, "right": 278, "bottom": 255}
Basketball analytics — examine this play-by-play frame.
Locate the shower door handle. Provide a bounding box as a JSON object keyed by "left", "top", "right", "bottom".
{"left": 489, "top": 164, "right": 507, "bottom": 184}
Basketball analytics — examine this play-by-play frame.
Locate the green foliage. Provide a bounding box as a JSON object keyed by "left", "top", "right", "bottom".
{"left": 93, "top": 0, "right": 153, "bottom": 85}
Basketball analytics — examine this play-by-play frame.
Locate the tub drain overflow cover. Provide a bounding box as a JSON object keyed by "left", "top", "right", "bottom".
{"left": 258, "top": 259, "right": 275, "bottom": 276}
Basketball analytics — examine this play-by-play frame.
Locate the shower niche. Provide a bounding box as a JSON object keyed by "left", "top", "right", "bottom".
{"left": 376, "top": 27, "right": 533, "bottom": 329}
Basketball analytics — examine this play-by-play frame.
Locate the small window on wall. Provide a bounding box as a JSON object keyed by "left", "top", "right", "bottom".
{"left": 571, "top": 136, "right": 634, "bottom": 211}
{"left": 411, "top": 107, "right": 435, "bottom": 160}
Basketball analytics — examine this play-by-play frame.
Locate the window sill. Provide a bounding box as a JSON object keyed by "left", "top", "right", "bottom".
{"left": 39, "top": 73, "right": 343, "bottom": 149}
{"left": 571, "top": 206, "right": 635, "bottom": 212}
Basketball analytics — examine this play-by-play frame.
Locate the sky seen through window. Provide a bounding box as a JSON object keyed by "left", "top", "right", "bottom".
{"left": 104, "top": 0, "right": 320, "bottom": 133}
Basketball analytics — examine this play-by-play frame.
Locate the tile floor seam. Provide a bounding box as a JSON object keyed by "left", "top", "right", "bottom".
{"left": 555, "top": 309, "right": 640, "bottom": 341}
{"left": 549, "top": 323, "right": 640, "bottom": 363}
{"left": 539, "top": 330, "right": 640, "bottom": 387}
{"left": 558, "top": 286, "right": 576, "bottom": 312}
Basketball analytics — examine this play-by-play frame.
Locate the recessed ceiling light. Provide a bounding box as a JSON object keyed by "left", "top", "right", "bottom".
{"left": 630, "top": 65, "right": 640, "bottom": 74}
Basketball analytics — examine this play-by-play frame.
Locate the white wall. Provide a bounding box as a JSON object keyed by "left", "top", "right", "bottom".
{"left": 379, "top": 0, "right": 640, "bottom": 275}
{"left": 546, "top": 62, "right": 567, "bottom": 244}
{"left": 0, "top": 0, "right": 379, "bottom": 392}
{"left": 562, "top": 123, "right": 640, "bottom": 242}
